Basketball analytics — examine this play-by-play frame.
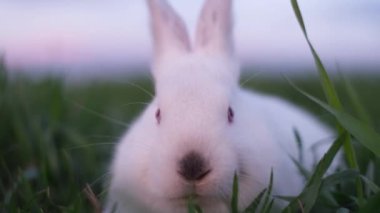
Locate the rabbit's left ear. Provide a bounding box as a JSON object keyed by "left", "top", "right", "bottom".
{"left": 194, "top": 0, "right": 233, "bottom": 56}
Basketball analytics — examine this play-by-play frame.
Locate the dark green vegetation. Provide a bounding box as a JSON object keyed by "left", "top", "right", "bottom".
{"left": 1, "top": 62, "right": 380, "bottom": 212}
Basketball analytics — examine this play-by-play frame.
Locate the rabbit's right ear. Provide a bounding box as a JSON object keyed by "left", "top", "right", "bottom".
{"left": 147, "top": 0, "right": 191, "bottom": 60}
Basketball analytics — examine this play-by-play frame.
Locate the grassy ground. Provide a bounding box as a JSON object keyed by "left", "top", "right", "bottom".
{"left": 1, "top": 57, "right": 380, "bottom": 212}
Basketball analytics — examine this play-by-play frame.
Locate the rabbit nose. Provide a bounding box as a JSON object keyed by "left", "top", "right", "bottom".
{"left": 178, "top": 151, "right": 211, "bottom": 182}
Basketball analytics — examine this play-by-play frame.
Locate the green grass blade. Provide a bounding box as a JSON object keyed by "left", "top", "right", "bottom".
{"left": 321, "top": 170, "right": 359, "bottom": 190}
{"left": 290, "top": 0, "right": 308, "bottom": 38}
{"left": 282, "top": 133, "right": 346, "bottom": 213}
{"left": 244, "top": 170, "right": 274, "bottom": 213}
{"left": 360, "top": 175, "right": 380, "bottom": 194}
{"left": 293, "top": 128, "right": 304, "bottom": 163}
{"left": 274, "top": 195, "right": 297, "bottom": 202}
{"left": 341, "top": 74, "right": 372, "bottom": 126}
{"left": 290, "top": 0, "right": 341, "bottom": 110}
{"left": 188, "top": 196, "right": 203, "bottom": 213}
{"left": 289, "top": 3, "right": 361, "bottom": 199}
{"left": 231, "top": 173, "right": 239, "bottom": 213}
{"left": 243, "top": 188, "right": 267, "bottom": 213}
{"left": 289, "top": 155, "right": 310, "bottom": 181}
{"left": 261, "top": 169, "right": 274, "bottom": 212}
{"left": 262, "top": 199, "right": 274, "bottom": 213}
{"left": 289, "top": 82, "right": 380, "bottom": 157}
{"left": 341, "top": 80, "right": 374, "bottom": 200}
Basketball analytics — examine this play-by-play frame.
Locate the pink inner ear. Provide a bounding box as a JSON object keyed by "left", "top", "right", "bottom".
{"left": 228, "top": 107, "right": 234, "bottom": 123}
{"left": 156, "top": 109, "right": 161, "bottom": 124}
{"left": 149, "top": 0, "right": 191, "bottom": 57}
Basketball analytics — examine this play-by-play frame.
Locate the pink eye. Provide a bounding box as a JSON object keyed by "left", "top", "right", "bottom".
{"left": 228, "top": 107, "right": 234, "bottom": 123}
{"left": 156, "top": 109, "right": 161, "bottom": 124}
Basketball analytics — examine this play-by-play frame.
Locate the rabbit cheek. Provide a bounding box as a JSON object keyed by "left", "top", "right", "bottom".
{"left": 148, "top": 156, "right": 183, "bottom": 198}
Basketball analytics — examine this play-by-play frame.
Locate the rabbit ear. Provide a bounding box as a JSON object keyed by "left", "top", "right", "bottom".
{"left": 194, "top": 0, "right": 233, "bottom": 55}
{"left": 147, "top": 0, "right": 191, "bottom": 59}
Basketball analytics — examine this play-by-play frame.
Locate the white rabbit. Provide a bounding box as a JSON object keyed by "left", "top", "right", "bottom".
{"left": 105, "top": 0, "right": 334, "bottom": 212}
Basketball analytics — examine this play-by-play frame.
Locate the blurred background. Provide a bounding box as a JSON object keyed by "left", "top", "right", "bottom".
{"left": 1, "top": 0, "right": 379, "bottom": 212}
{"left": 0, "top": 0, "right": 379, "bottom": 79}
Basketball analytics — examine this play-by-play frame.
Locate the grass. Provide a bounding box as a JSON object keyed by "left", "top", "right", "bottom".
{"left": 283, "top": 1, "right": 379, "bottom": 212}
{"left": 1, "top": 67, "right": 380, "bottom": 212}
{"left": 1, "top": 1, "right": 380, "bottom": 212}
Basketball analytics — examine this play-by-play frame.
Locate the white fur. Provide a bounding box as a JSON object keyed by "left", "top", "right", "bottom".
{"left": 105, "top": 0, "right": 334, "bottom": 212}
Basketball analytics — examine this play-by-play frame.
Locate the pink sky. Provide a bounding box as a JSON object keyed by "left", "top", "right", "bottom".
{"left": 0, "top": 0, "right": 379, "bottom": 74}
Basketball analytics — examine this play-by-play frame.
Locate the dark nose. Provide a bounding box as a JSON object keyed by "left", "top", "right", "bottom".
{"left": 178, "top": 151, "right": 211, "bottom": 182}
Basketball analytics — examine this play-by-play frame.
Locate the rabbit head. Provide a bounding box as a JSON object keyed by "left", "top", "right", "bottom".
{"left": 108, "top": 0, "right": 265, "bottom": 211}
{"left": 147, "top": 0, "right": 241, "bottom": 202}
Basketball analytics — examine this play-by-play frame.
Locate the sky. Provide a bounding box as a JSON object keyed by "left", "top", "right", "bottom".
{"left": 0, "top": 0, "right": 379, "bottom": 76}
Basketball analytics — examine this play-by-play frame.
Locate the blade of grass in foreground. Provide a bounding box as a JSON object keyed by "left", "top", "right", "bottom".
{"left": 231, "top": 173, "right": 239, "bottom": 213}
{"left": 360, "top": 175, "right": 380, "bottom": 194}
{"left": 244, "top": 188, "right": 267, "bottom": 213}
{"left": 243, "top": 169, "right": 274, "bottom": 212}
{"left": 290, "top": 0, "right": 363, "bottom": 201}
{"left": 282, "top": 133, "right": 346, "bottom": 213}
{"left": 289, "top": 82, "right": 380, "bottom": 157}
{"left": 261, "top": 169, "right": 274, "bottom": 212}
{"left": 340, "top": 74, "right": 373, "bottom": 127}
{"left": 188, "top": 196, "right": 203, "bottom": 213}
{"left": 290, "top": 0, "right": 340, "bottom": 110}
{"left": 320, "top": 170, "right": 359, "bottom": 190}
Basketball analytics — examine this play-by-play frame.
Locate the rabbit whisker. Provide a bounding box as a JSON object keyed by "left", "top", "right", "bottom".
{"left": 71, "top": 100, "right": 130, "bottom": 127}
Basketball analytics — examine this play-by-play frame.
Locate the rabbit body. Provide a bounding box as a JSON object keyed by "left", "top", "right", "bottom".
{"left": 105, "top": 0, "right": 333, "bottom": 212}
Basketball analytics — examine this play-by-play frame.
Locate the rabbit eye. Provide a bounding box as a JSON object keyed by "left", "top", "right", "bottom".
{"left": 228, "top": 107, "right": 234, "bottom": 123}
{"left": 156, "top": 109, "right": 161, "bottom": 124}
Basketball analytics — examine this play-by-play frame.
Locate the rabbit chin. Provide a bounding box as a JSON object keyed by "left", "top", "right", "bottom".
{"left": 108, "top": 175, "right": 233, "bottom": 213}
{"left": 153, "top": 183, "right": 231, "bottom": 212}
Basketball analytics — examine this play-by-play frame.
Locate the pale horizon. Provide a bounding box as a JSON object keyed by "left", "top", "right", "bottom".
{"left": 0, "top": 0, "right": 379, "bottom": 76}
